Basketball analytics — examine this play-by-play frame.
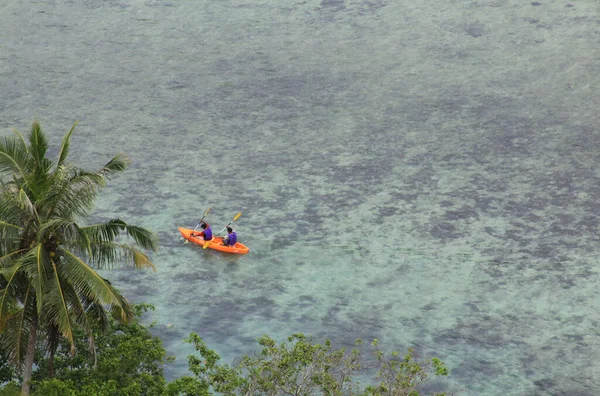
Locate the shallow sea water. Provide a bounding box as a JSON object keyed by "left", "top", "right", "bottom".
{"left": 1, "top": 0, "right": 600, "bottom": 394}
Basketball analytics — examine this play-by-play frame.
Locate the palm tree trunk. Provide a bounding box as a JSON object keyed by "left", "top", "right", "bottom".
{"left": 47, "top": 324, "right": 59, "bottom": 378}
{"left": 48, "top": 348, "right": 55, "bottom": 378}
{"left": 21, "top": 312, "right": 38, "bottom": 396}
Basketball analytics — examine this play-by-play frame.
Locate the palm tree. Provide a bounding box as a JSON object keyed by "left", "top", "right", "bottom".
{"left": 0, "top": 120, "right": 158, "bottom": 395}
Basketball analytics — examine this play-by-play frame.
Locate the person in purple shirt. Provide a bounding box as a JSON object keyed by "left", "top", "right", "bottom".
{"left": 223, "top": 226, "right": 237, "bottom": 246}
{"left": 196, "top": 221, "right": 212, "bottom": 241}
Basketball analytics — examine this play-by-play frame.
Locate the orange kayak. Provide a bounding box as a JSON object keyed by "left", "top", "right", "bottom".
{"left": 178, "top": 227, "right": 250, "bottom": 255}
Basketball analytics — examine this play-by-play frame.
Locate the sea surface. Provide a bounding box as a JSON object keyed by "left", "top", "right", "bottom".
{"left": 1, "top": 0, "right": 599, "bottom": 394}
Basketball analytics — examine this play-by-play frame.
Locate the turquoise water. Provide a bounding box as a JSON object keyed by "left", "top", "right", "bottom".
{"left": 2, "top": 0, "right": 599, "bottom": 394}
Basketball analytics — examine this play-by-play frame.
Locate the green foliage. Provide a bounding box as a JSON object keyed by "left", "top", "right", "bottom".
{"left": 30, "top": 379, "right": 76, "bottom": 396}
{"left": 0, "top": 343, "right": 16, "bottom": 384}
{"left": 163, "top": 376, "right": 210, "bottom": 396}
{"left": 0, "top": 120, "right": 158, "bottom": 394}
{"left": 31, "top": 304, "right": 166, "bottom": 396}
{"left": 1, "top": 312, "right": 453, "bottom": 396}
{"left": 0, "top": 381, "right": 21, "bottom": 396}
{"left": 181, "top": 333, "right": 450, "bottom": 396}
{"left": 363, "top": 340, "right": 449, "bottom": 396}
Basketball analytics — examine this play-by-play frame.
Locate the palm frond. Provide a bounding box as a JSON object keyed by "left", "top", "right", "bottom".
{"left": 39, "top": 286, "right": 104, "bottom": 363}
{"left": 0, "top": 190, "right": 34, "bottom": 242}
{"left": 15, "top": 285, "right": 34, "bottom": 364}
{"left": 82, "top": 241, "right": 156, "bottom": 271}
{"left": 0, "top": 222, "right": 22, "bottom": 254}
{"left": 132, "top": 249, "right": 156, "bottom": 271}
{"left": 0, "top": 220, "right": 22, "bottom": 232}
{"left": 40, "top": 167, "right": 104, "bottom": 221}
{"left": 16, "top": 246, "right": 49, "bottom": 312}
{"left": 10, "top": 127, "right": 27, "bottom": 149}
{"left": 0, "top": 263, "right": 23, "bottom": 332}
{"left": 57, "top": 121, "right": 78, "bottom": 167}
{"left": 52, "top": 282, "right": 94, "bottom": 357}
{"left": 42, "top": 323, "right": 62, "bottom": 362}
{"left": 59, "top": 248, "right": 136, "bottom": 305}
{"left": 86, "top": 301, "right": 110, "bottom": 334}
{"left": 78, "top": 219, "right": 158, "bottom": 251}
{"left": 0, "top": 188, "right": 30, "bottom": 222}
{"left": 0, "top": 134, "right": 30, "bottom": 180}
{"left": 0, "top": 285, "right": 35, "bottom": 365}
{"left": 78, "top": 219, "right": 126, "bottom": 243}
{"left": 62, "top": 223, "right": 92, "bottom": 259}
{"left": 0, "top": 250, "right": 27, "bottom": 275}
{"left": 60, "top": 283, "right": 92, "bottom": 334}
{"left": 24, "top": 157, "right": 54, "bottom": 202}
{"left": 100, "top": 153, "right": 131, "bottom": 178}
{"left": 0, "top": 263, "right": 20, "bottom": 279}
{"left": 28, "top": 121, "right": 49, "bottom": 166}
{"left": 109, "top": 295, "right": 134, "bottom": 323}
{"left": 37, "top": 219, "right": 78, "bottom": 244}
{"left": 122, "top": 224, "right": 158, "bottom": 252}
{"left": 34, "top": 244, "right": 47, "bottom": 314}
{"left": 18, "top": 188, "right": 37, "bottom": 219}
{"left": 24, "top": 122, "right": 55, "bottom": 201}
{"left": 43, "top": 258, "right": 75, "bottom": 352}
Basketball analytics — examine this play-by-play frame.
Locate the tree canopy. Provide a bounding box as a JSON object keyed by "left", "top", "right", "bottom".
{"left": 1, "top": 308, "right": 452, "bottom": 395}
{"left": 0, "top": 120, "right": 157, "bottom": 395}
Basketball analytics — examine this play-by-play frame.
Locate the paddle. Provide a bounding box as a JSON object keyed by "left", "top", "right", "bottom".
{"left": 203, "top": 212, "right": 242, "bottom": 249}
{"left": 184, "top": 207, "right": 211, "bottom": 244}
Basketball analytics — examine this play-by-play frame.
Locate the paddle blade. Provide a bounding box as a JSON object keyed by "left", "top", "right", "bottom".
{"left": 233, "top": 212, "right": 242, "bottom": 221}
{"left": 203, "top": 207, "right": 212, "bottom": 218}
{"left": 202, "top": 240, "right": 212, "bottom": 249}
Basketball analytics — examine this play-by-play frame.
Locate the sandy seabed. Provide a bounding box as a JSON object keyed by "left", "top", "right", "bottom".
{"left": 1, "top": 0, "right": 599, "bottom": 394}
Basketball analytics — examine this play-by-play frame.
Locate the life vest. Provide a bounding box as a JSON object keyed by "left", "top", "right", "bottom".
{"left": 202, "top": 224, "right": 212, "bottom": 240}
{"left": 228, "top": 230, "right": 237, "bottom": 245}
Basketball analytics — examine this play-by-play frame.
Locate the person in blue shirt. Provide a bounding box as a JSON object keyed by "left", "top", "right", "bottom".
{"left": 222, "top": 226, "right": 237, "bottom": 246}
{"left": 194, "top": 221, "right": 212, "bottom": 241}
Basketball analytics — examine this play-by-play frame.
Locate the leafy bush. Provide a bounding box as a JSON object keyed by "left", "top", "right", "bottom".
{"left": 177, "top": 332, "right": 451, "bottom": 396}
{"left": 31, "top": 304, "right": 166, "bottom": 396}
{"left": 1, "top": 305, "right": 453, "bottom": 395}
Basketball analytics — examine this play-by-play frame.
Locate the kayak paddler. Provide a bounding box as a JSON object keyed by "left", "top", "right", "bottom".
{"left": 192, "top": 221, "right": 212, "bottom": 241}
{"left": 222, "top": 226, "right": 237, "bottom": 246}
